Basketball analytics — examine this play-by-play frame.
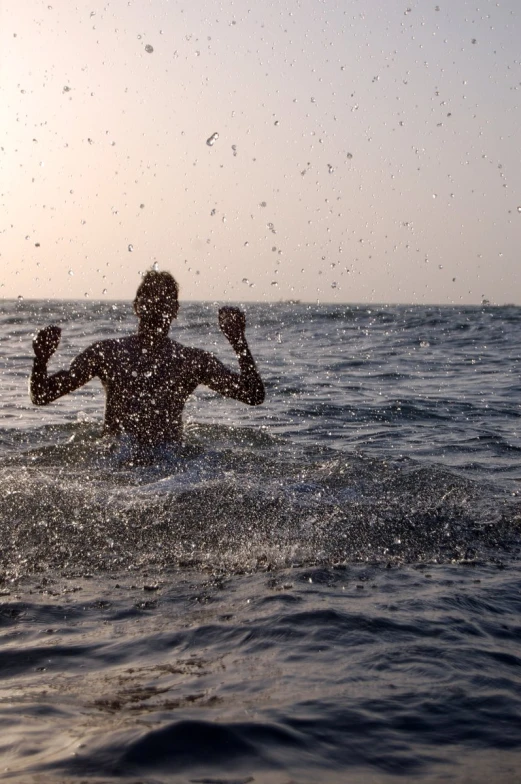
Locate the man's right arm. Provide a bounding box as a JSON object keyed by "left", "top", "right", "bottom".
{"left": 30, "top": 326, "right": 100, "bottom": 405}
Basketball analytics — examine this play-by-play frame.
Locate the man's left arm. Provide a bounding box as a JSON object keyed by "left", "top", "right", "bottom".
{"left": 196, "top": 307, "right": 265, "bottom": 406}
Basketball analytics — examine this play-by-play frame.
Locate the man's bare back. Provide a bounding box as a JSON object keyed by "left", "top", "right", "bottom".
{"left": 30, "top": 272, "right": 265, "bottom": 445}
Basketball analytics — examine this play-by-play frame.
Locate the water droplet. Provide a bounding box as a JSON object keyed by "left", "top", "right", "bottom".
{"left": 145, "top": 44, "right": 154, "bottom": 53}
{"left": 517, "top": 206, "right": 521, "bottom": 213}
{"left": 331, "top": 282, "right": 338, "bottom": 289}
{"left": 432, "top": 193, "right": 437, "bottom": 199}
{"left": 244, "top": 241, "right": 249, "bottom": 247}
{"left": 242, "top": 278, "right": 250, "bottom": 285}
{"left": 128, "top": 244, "right": 134, "bottom": 252}
{"left": 327, "top": 164, "right": 334, "bottom": 174}
{"left": 438, "top": 264, "right": 443, "bottom": 269}
{"left": 206, "top": 132, "right": 219, "bottom": 146}
{"left": 68, "top": 269, "right": 73, "bottom": 276}
{"left": 63, "top": 85, "right": 71, "bottom": 92}
{"left": 346, "top": 152, "right": 353, "bottom": 159}
{"left": 152, "top": 261, "right": 159, "bottom": 271}
{"left": 274, "top": 120, "right": 279, "bottom": 126}
{"left": 17, "top": 295, "right": 23, "bottom": 301}
{"left": 102, "top": 288, "right": 107, "bottom": 294}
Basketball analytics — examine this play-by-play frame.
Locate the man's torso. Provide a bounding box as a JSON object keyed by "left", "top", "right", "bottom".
{"left": 92, "top": 335, "right": 203, "bottom": 443}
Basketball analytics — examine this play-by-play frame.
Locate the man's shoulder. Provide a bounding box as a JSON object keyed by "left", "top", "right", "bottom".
{"left": 87, "top": 336, "right": 126, "bottom": 350}
{"left": 82, "top": 336, "right": 133, "bottom": 359}
{"left": 176, "top": 342, "right": 213, "bottom": 362}
{"left": 173, "top": 343, "right": 220, "bottom": 379}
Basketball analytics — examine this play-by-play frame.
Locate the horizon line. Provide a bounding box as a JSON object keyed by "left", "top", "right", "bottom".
{"left": 1, "top": 297, "right": 518, "bottom": 308}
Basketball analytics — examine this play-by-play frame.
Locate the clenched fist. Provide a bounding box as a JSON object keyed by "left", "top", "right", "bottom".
{"left": 33, "top": 325, "right": 61, "bottom": 362}
{"left": 218, "top": 307, "right": 246, "bottom": 345}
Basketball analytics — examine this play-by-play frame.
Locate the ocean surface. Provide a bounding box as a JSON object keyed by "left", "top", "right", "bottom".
{"left": 1, "top": 299, "right": 520, "bottom": 783}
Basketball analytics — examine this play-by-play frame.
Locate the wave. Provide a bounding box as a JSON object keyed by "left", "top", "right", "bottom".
{"left": 1, "top": 423, "right": 519, "bottom": 583}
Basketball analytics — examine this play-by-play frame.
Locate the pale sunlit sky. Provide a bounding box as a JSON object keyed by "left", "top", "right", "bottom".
{"left": 1, "top": 0, "right": 520, "bottom": 303}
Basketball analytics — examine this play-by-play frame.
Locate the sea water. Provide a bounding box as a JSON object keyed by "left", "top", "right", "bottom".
{"left": 1, "top": 299, "right": 520, "bottom": 783}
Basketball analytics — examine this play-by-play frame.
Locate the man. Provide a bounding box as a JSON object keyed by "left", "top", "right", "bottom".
{"left": 30, "top": 270, "right": 265, "bottom": 445}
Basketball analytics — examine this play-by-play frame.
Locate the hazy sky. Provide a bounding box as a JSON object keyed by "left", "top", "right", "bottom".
{"left": 2, "top": 0, "right": 520, "bottom": 303}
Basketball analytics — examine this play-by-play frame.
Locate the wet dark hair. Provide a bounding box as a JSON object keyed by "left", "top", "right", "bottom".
{"left": 134, "top": 270, "right": 179, "bottom": 316}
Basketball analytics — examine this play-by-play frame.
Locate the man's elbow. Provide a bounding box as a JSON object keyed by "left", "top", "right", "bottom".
{"left": 30, "top": 385, "right": 50, "bottom": 406}
{"left": 31, "top": 392, "right": 48, "bottom": 406}
{"left": 249, "top": 384, "right": 265, "bottom": 406}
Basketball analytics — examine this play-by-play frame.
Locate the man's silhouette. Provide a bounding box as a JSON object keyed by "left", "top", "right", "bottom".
{"left": 30, "top": 270, "right": 265, "bottom": 445}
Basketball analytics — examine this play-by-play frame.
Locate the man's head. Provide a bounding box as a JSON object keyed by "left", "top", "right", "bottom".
{"left": 134, "top": 270, "right": 179, "bottom": 334}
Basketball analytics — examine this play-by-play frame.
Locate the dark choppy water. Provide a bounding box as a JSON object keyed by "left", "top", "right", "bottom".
{"left": 1, "top": 300, "right": 520, "bottom": 783}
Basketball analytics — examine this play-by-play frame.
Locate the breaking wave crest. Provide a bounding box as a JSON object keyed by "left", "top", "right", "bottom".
{"left": 1, "top": 423, "right": 520, "bottom": 582}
